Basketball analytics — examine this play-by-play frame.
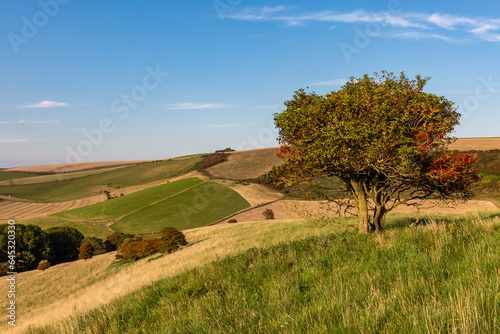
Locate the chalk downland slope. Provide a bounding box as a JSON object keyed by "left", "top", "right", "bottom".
{"left": 206, "top": 147, "right": 282, "bottom": 180}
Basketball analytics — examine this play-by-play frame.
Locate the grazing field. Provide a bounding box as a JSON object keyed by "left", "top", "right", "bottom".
{"left": 112, "top": 182, "right": 251, "bottom": 233}
{"left": 206, "top": 147, "right": 282, "bottom": 180}
{"left": 52, "top": 177, "right": 204, "bottom": 221}
{"left": 0, "top": 157, "right": 203, "bottom": 202}
{"left": 21, "top": 213, "right": 500, "bottom": 334}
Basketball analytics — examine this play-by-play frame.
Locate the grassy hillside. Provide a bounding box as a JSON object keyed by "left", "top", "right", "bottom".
{"left": 112, "top": 182, "right": 251, "bottom": 233}
{"left": 52, "top": 177, "right": 204, "bottom": 221}
{"left": 0, "top": 165, "right": 130, "bottom": 185}
{"left": 0, "top": 157, "right": 202, "bottom": 202}
{"left": 29, "top": 213, "right": 500, "bottom": 333}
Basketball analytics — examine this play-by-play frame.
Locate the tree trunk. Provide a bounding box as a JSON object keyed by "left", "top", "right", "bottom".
{"left": 351, "top": 180, "right": 370, "bottom": 233}
{"left": 372, "top": 205, "right": 386, "bottom": 232}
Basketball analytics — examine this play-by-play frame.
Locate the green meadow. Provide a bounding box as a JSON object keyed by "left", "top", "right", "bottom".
{"left": 52, "top": 177, "right": 204, "bottom": 221}
{"left": 112, "top": 182, "right": 251, "bottom": 233}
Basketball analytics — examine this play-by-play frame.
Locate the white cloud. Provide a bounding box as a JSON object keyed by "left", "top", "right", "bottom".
{"left": 229, "top": 7, "right": 500, "bottom": 42}
{"left": 166, "top": 103, "right": 232, "bottom": 110}
{"left": 310, "top": 79, "right": 347, "bottom": 86}
{"left": 0, "top": 119, "right": 60, "bottom": 125}
{"left": 20, "top": 100, "right": 69, "bottom": 108}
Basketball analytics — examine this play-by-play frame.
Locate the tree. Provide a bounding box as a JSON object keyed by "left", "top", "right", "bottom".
{"left": 78, "top": 243, "right": 94, "bottom": 260}
{"left": 0, "top": 224, "right": 50, "bottom": 271}
{"left": 270, "top": 72, "right": 479, "bottom": 233}
{"left": 46, "top": 227, "right": 84, "bottom": 264}
{"left": 82, "top": 237, "right": 107, "bottom": 255}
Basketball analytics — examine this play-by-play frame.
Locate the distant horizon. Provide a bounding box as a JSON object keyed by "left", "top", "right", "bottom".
{"left": 2, "top": 136, "right": 500, "bottom": 169}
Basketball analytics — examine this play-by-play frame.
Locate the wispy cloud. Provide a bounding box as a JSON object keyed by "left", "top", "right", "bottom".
{"left": 0, "top": 138, "right": 30, "bottom": 144}
{"left": 0, "top": 119, "right": 60, "bottom": 125}
{"left": 166, "top": 103, "right": 232, "bottom": 110}
{"left": 310, "top": 79, "right": 347, "bottom": 86}
{"left": 20, "top": 100, "right": 69, "bottom": 109}
{"left": 228, "top": 6, "right": 500, "bottom": 42}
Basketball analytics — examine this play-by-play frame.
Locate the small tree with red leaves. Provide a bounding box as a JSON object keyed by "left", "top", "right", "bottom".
{"left": 270, "top": 71, "right": 479, "bottom": 233}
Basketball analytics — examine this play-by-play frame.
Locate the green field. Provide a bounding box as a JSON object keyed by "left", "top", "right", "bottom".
{"left": 112, "top": 182, "right": 251, "bottom": 233}
{"left": 52, "top": 177, "right": 204, "bottom": 220}
{"left": 0, "top": 157, "right": 203, "bottom": 202}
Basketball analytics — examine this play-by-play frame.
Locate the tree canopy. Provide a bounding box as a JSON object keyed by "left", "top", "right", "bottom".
{"left": 270, "top": 71, "right": 479, "bottom": 233}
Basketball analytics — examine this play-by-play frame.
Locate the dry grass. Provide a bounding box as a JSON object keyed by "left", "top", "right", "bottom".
{"left": 0, "top": 219, "right": 344, "bottom": 333}
{"left": 206, "top": 147, "right": 281, "bottom": 180}
{"left": 216, "top": 199, "right": 498, "bottom": 224}
{"left": 449, "top": 137, "right": 500, "bottom": 151}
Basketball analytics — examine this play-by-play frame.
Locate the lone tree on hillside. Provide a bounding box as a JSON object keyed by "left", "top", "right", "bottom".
{"left": 270, "top": 71, "right": 479, "bottom": 233}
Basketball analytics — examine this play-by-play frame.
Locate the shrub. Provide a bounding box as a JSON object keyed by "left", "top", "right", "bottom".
{"left": 197, "top": 153, "right": 227, "bottom": 170}
{"left": 106, "top": 232, "right": 135, "bottom": 250}
{"left": 79, "top": 243, "right": 94, "bottom": 260}
{"left": 136, "top": 239, "right": 160, "bottom": 258}
{"left": 82, "top": 237, "right": 107, "bottom": 255}
{"left": 158, "top": 238, "right": 180, "bottom": 254}
{"left": 262, "top": 208, "right": 275, "bottom": 220}
{"left": 228, "top": 219, "right": 237, "bottom": 224}
{"left": 37, "top": 260, "right": 51, "bottom": 271}
{"left": 160, "top": 227, "right": 187, "bottom": 246}
{"left": 116, "top": 237, "right": 143, "bottom": 260}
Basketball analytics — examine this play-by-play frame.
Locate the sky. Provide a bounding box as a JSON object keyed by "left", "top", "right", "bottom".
{"left": 1, "top": 0, "right": 500, "bottom": 168}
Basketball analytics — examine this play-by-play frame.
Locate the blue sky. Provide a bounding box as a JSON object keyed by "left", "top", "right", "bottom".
{"left": 1, "top": 0, "right": 499, "bottom": 168}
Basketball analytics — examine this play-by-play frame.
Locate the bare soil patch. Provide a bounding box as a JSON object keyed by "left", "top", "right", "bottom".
{"left": 5, "top": 160, "right": 153, "bottom": 173}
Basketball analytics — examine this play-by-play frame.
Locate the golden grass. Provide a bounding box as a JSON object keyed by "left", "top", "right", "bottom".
{"left": 449, "top": 137, "right": 500, "bottom": 151}
{"left": 0, "top": 219, "right": 345, "bottom": 333}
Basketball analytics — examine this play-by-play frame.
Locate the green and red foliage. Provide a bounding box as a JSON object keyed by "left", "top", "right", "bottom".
{"left": 135, "top": 239, "right": 160, "bottom": 259}
{"left": 197, "top": 153, "right": 228, "bottom": 171}
{"left": 78, "top": 243, "right": 94, "bottom": 260}
{"left": 270, "top": 71, "right": 479, "bottom": 233}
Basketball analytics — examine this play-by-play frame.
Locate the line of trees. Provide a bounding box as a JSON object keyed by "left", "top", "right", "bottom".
{"left": 0, "top": 224, "right": 187, "bottom": 275}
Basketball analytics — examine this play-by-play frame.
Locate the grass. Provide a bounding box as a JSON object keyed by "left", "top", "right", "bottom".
{"left": 19, "top": 216, "right": 114, "bottom": 240}
{"left": 0, "top": 170, "right": 42, "bottom": 182}
{"left": 52, "top": 177, "right": 204, "bottom": 221}
{"left": 112, "top": 182, "right": 251, "bottom": 233}
{"left": 0, "top": 157, "right": 202, "bottom": 202}
{"left": 27, "top": 213, "right": 500, "bottom": 333}
{"left": 4, "top": 219, "right": 348, "bottom": 332}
